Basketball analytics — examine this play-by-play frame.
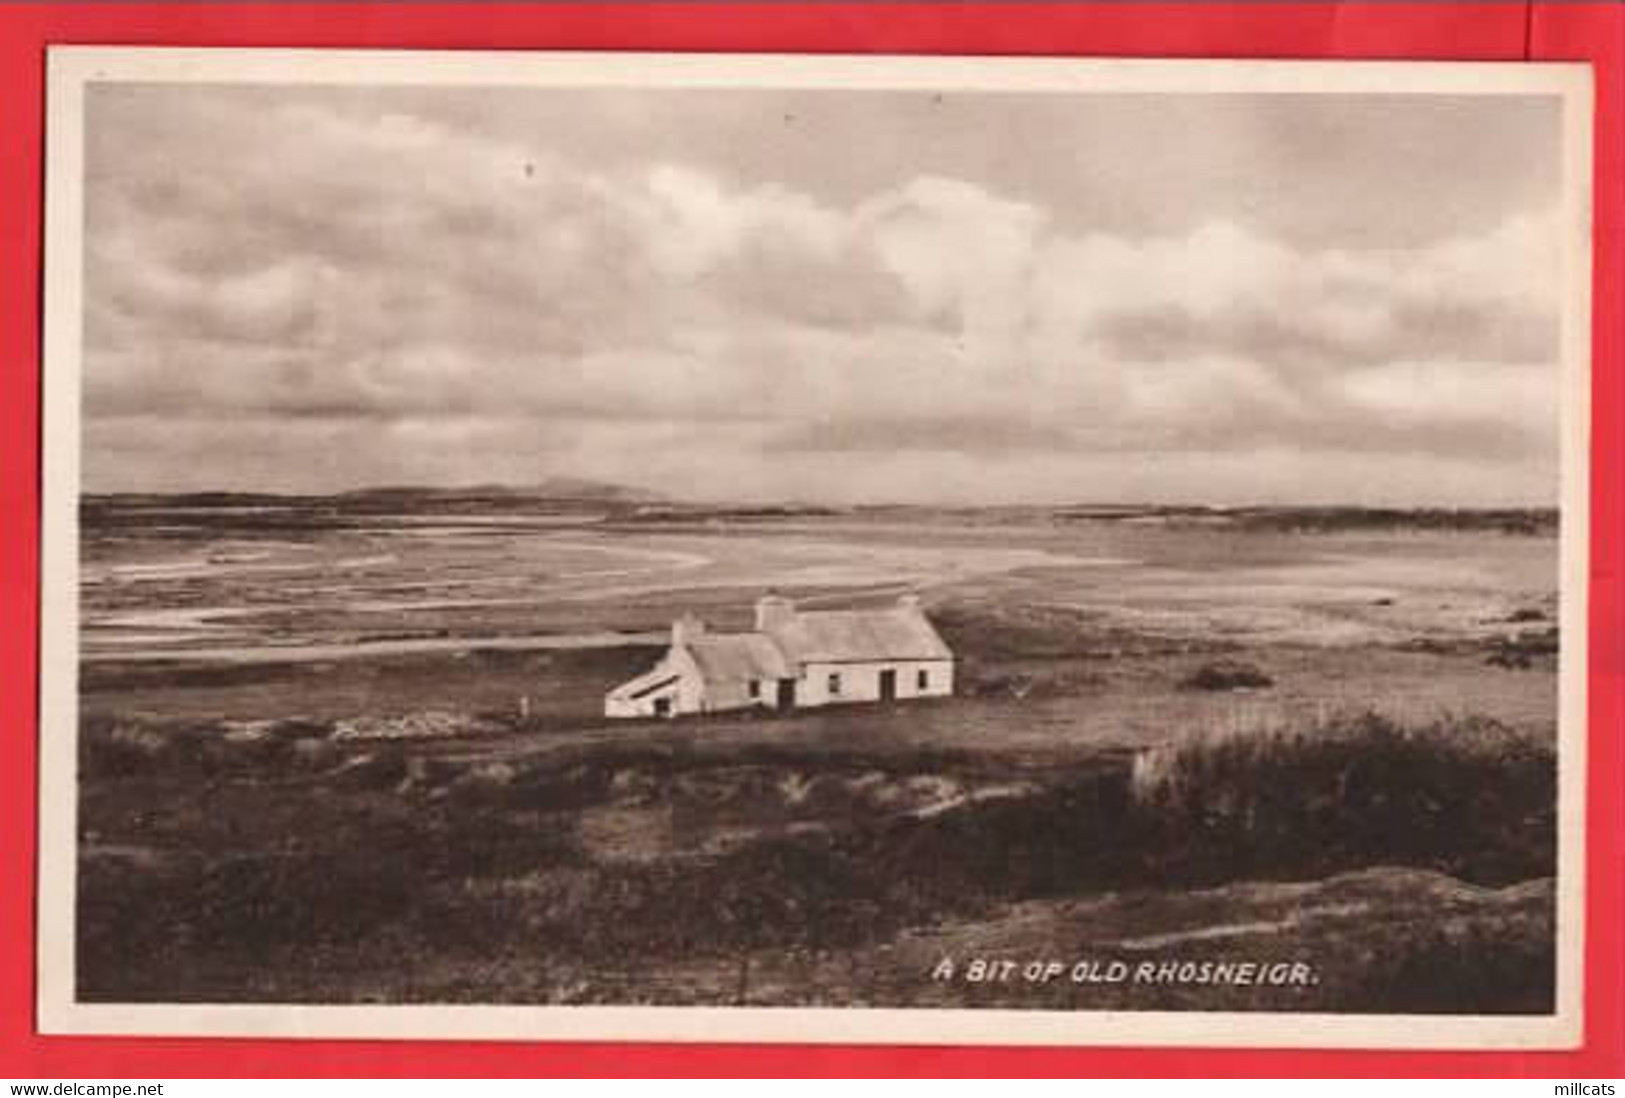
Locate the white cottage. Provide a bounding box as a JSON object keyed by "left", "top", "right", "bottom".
{"left": 604, "top": 594, "right": 955, "bottom": 719}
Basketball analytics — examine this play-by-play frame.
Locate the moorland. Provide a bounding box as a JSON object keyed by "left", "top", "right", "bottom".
{"left": 76, "top": 488, "right": 1561, "bottom": 1011}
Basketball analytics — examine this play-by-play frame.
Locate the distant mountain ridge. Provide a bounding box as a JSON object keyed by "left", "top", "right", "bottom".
{"left": 81, "top": 480, "right": 667, "bottom": 510}
{"left": 337, "top": 479, "right": 664, "bottom": 503}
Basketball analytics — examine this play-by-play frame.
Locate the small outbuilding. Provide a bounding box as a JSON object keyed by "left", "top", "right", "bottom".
{"left": 604, "top": 593, "right": 955, "bottom": 719}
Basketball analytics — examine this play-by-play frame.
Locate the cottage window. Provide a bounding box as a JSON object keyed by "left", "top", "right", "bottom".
{"left": 828, "top": 672, "right": 842, "bottom": 695}
{"left": 917, "top": 669, "right": 930, "bottom": 690}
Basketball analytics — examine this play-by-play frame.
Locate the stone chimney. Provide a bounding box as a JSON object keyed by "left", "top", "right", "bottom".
{"left": 672, "top": 613, "right": 706, "bottom": 647}
{"left": 755, "top": 594, "right": 795, "bottom": 633}
{"left": 898, "top": 592, "right": 923, "bottom": 612}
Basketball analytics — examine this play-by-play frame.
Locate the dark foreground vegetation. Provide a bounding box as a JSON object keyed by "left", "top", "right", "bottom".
{"left": 78, "top": 707, "right": 1555, "bottom": 1012}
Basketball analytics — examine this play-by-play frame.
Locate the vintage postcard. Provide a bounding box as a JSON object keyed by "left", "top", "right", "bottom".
{"left": 37, "top": 48, "right": 1592, "bottom": 1047}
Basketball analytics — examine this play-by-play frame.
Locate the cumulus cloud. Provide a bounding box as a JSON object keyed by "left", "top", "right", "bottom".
{"left": 80, "top": 84, "right": 1567, "bottom": 504}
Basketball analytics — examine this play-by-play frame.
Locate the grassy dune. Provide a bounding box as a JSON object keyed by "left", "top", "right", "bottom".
{"left": 78, "top": 705, "right": 1554, "bottom": 1011}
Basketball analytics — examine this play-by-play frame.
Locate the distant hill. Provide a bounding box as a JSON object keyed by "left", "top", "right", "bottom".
{"left": 81, "top": 481, "right": 666, "bottom": 519}
{"left": 337, "top": 479, "right": 665, "bottom": 504}
{"left": 1050, "top": 503, "right": 1557, "bottom": 536}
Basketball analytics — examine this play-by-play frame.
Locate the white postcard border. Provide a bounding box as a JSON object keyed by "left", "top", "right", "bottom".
{"left": 36, "top": 46, "right": 1595, "bottom": 1050}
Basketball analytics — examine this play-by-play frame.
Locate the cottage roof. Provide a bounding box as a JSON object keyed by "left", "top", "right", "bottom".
{"left": 685, "top": 632, "right": 794, "bottom": 682}
{"left": 766, "top": 607, "right": 952, "bottom": 664}
{"left": 606, "top": 661, "right": 683, "bottom": 702}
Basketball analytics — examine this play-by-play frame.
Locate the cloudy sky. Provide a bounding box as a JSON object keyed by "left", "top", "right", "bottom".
{"left": 82, "top": 81, "right": 1566, "bottom": 504}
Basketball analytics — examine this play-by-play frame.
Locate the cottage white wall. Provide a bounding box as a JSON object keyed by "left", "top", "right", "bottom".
{"left": 608, "top": 638, "right": 956, "bottom": 718}
{"left": 604, "top": 694, "right": 640, "bottom": 719}
{"left": 693, "top": 677, "right": 770, "bottom": 714}
{"left": 604, "top": 648, "right": 706, "bottom": 718}
{"left": 794, "top": 659, "right": 954, "bottom": 708}
{"left": 916, "top": 660, "right": 955, "bottom": 700}
{"left": 669, "top": 647, "right": 709, "bottom": 714}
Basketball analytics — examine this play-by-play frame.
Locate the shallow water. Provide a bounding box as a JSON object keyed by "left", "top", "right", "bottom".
{"left": 79, "top": 510, "right": 1556, "bottom": 664}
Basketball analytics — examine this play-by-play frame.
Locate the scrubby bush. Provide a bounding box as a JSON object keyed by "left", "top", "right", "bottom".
{"left": 80, "top": 714, "right": 342, "bottom": 781}
{"left": 79, "top": 716, "right": 230, "bottom": 779}
{"left": 1487, "top": 627, "right": 1560, "bottom": 669}
{"left": 1179, "top": 659, "right": 1274, "bottom": 692}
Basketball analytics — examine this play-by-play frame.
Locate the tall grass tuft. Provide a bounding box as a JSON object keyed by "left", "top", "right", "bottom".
{"left": 1129, "top": 710, "right": 1554, "bottom": 887}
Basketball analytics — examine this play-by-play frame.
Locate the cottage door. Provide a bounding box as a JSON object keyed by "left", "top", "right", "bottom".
{"left": 879, "top": 669, "right": 897, "bottom": 701}
{"left": 776, "top": 679, "right": 795, "bottom": 709}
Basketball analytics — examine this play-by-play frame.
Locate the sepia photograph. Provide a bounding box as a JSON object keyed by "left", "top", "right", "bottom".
{"left": 36, "top": 49, "right": 1591, "bottom": 1048}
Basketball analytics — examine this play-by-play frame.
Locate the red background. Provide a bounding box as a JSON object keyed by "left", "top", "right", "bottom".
{"left": 0, "top": 1, "right": 1619, "bottom": 1078}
